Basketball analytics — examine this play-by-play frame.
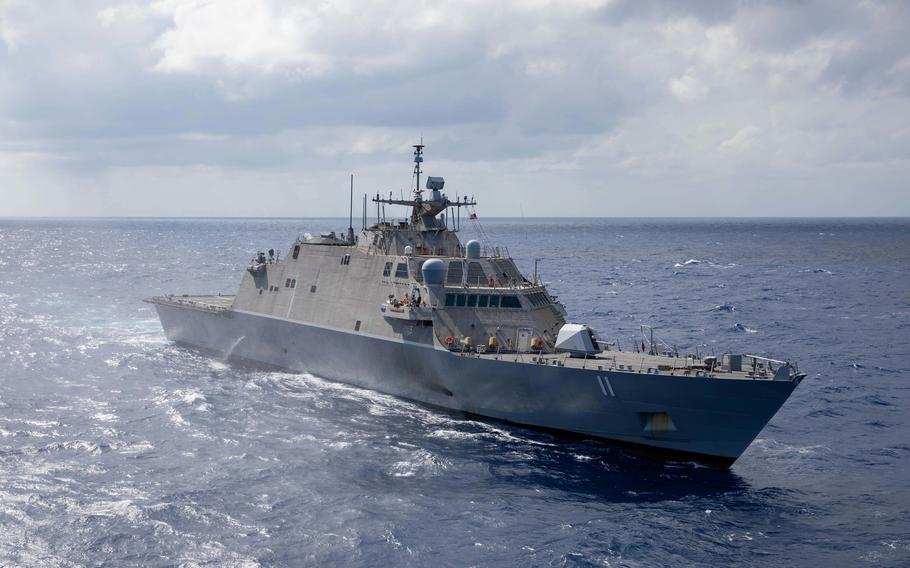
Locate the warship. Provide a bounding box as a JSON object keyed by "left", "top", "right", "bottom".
{"left": 148, "top": 144, "right": 805, "bottom": 467}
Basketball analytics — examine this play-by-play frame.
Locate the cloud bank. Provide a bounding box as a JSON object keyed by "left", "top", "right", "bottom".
{"left": 1, "top": 0, "right": 908, "bottom": 216}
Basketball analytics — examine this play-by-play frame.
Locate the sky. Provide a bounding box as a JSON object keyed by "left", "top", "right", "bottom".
{"left": 1, "top": 0, "right": 908, "bottom": 217}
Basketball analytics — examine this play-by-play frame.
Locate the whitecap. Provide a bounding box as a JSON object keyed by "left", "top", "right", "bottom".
{"left": 752, "top": 438, "right": 830, "bottom": 456}
{"left": 177, "top": 389, "right": 207, "bottom": 405}
{"left": 75, "top": 499, "right": 144, "bottom": 523}
{"left": 428, "top": 428, "right": 480, "bottom": 441}
{"left": 166, "top": 407, "right": 189, "bottom": 427}
{"left": 673, "top": 259, "right": 702, "bottom": 268}
{"left": 40, "top": 439, "right": 105, "bottom": 456}
{"left": 20, "top": 419, "right": 60, "bottom": 429}
{"left": 118, "top": 440, "right": 154, "bottom": 455}
{"left": 389, "top": 449, "right": 448, "bottom": 478}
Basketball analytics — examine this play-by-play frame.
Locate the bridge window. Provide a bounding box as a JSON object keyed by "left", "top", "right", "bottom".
{"left": 442, "top": 293, "right": 522, "bottom": 309}
{"left": 526, "top": 292, "right": 550, "bottom": 307}
{"left": 292, "top": 245, "right": 300, "bottom": 260}
{"left": 395, "top": 263, "right": 409, "bottom": 278}
{"left": 382, "top": 262, "right": 392, "bottom": 277}
{"left": 501, "top": 295, "right": 521, "bottom": 308}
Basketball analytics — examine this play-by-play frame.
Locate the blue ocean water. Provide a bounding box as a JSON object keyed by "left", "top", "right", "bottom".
{"left": 0, "top": 217, "right": 908, "bottom": 567}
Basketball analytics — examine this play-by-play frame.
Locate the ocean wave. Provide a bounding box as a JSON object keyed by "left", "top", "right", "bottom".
{"left": 75, "top": 499, "right": 145, "bottom": 523}
{"left": 428, "top": 428, "right": 479, "bottom": 442}
{"left": 38, "top": 439, "right": 107, "bottom": 456}
{"left": 732, "top": 323, "right": 758, "bottom": 333}
{"left": 712, "top": 303, "right": 736, "bottom": 312}
{"left": 672, "top": 259, "right": 737, "bottom": 270}
{"left": 673, "top": 259, "right": 702, "bottom": 268}
{"left": 752, "top": 438, "right": 831, "bottom": 457}
{"left": 389, "top": 449, "right": 449, "bottom": 478}
{"left": 117, "top": 440, "right": 155, "bottom": 455}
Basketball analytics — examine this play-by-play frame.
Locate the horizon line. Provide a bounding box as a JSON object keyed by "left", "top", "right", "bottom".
{"left": 1, "top": 215, "right": 909, "bottom": 221}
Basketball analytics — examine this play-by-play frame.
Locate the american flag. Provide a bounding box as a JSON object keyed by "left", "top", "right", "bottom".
{"left": 468, "top": 212, "right": 477, "bottom": 220}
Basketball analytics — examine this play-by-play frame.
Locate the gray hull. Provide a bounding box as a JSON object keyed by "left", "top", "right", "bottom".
{"left": 155, "top": 303, "right": 797, "bottom": 465}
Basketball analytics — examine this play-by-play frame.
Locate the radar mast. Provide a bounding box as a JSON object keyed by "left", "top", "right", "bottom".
{"left": 372, "top": 142, "right": 476, "bottom": 231}
{"left": 413, "top": 141, "right": 424, "bottom": 199}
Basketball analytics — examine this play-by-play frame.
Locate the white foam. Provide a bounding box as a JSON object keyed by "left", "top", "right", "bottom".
{"left": 20, "top": 419, "right": 61, "bottom": 428}
{"left": 673, "top": 259, "right": 702, "bottom": 268}
{"left": 40, "top": 439, "right": 105, "bottom": 456}
{"left": 428, "top": 428, "right": 479, "bottom": 441}
{"left": 118, "top": 440, "right": 155, "bottom": 455}
{"left": 389, "top": 449, "right": 449, "bottom": 478}
{"left": 572, "top": 453, "right": 595, "bottom": 462}
{"left": 177, "top": 389, "right": 207, "bottom": 405}
{"left": 753, "top": 438, "right": 830, "bottom": 456}
{"left": 75, "top": 499, "right": 144, "bottom": 523}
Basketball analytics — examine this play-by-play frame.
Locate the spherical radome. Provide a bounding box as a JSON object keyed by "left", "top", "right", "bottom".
{"left": 421, "top": 258, "right": 446, "bottom": 285}
{"left": 466, "top": 240, "right": 481, "bottom": 259}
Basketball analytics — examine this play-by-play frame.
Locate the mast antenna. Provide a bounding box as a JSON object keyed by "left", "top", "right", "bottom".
{"left": 347, "top": 174, "right": 354, "bottom": 244}
{"left": 413, "top": 138, "right": 424, "bottom": 197}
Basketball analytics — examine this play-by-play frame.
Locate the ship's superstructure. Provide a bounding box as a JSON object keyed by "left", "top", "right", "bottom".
{"left": 148, "top": 144, "right": 805, "bottom": 467}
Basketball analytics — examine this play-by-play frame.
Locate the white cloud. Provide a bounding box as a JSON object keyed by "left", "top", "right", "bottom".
{"left": 670, "top": 67, "right": 708, "bottom": 101}
{"left": 721, "top": 126, "right": 761, "bottom": 150}
{"left": 0, "top": 0, "right": 25, "bottom": 52}
{"left": 150, "top": 0, "right": 326, "bottom": 74}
